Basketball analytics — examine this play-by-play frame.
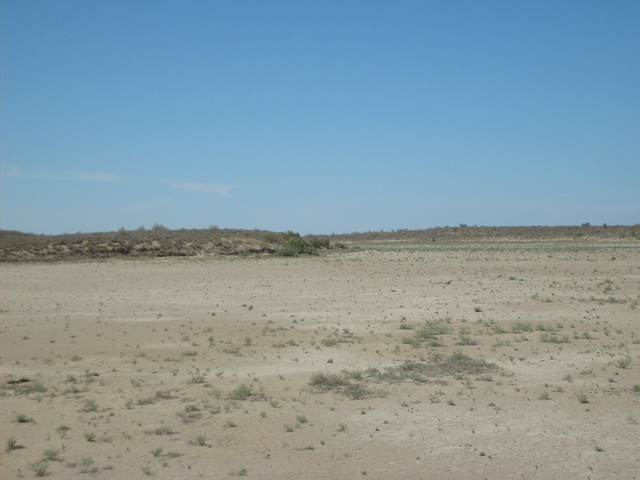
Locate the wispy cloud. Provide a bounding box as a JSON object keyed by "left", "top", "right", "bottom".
{"left": 0, "top": 165, "right": 21, "bottom": 178}
{"left": 34, "top": 170, "right": 124, "bottom": 182}
{"left": 4, "top": 167, "right": 236, "bottom": 198}
{"left": 171, "top": 182, "right": 235, "bottom": 197}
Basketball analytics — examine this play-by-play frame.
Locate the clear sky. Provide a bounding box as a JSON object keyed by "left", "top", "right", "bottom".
{"left": 2, "top": 1, "right": 639, "bottom": 235}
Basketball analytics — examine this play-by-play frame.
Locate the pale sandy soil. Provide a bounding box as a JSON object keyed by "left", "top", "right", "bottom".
{"left": 2, "top": 242, "right": 639, "bottom": 480}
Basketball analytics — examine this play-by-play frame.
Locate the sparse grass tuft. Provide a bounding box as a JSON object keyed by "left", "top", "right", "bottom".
{"left": 615, "top": 357, "right": 631, "bottom": 369}
{"left": 27, "top": 460, "right": 49, "bottom": 477}
{"left": 6, "top": 437, "right": 18, "bottom": 452}
{"left": 346, "top": 385, "right": 366, "bottom": 399}
{"left": 229, "top": 384, "right": 252, "bottom": 401}
{"left": 539, "top": 332, "right": 569, "bottom": 344}
{"left": 309, "top": 372, "right": 348, "bottom": 389}
{"left": 577, "top": 394, "right": 589, "bottom": 404}
{"left": 194, "top": 434, "right": 208, "bottom": 446}
{"left": 16, "top": 413, "right": 33, "bottom": 423}
{"left": 79, "top": 456, "right": 96, "bottom": 474}
{"left": 146, "top": 426, "right": 177, "bottom": 436}
{"left": 83, "top": 399, "right": 99, "bottom": 412}
{"left": 511, "top": 322, "right": 533, "bottom": 333}
{"left": 42, "top": 449, "right": 61, "bottom": 461}
{"left": 415, "top": 320, "right": 451, "bottom": 338}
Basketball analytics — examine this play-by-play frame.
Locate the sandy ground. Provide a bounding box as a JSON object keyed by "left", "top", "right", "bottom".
{"left": 2, "top": 242, "right": 639, "bottom": 479}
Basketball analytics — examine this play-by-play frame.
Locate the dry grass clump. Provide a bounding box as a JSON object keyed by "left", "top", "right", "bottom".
{"left": 309, "top": 372, "right": 376, "bottom": 399}
{"left": 309, "top": 372, "right": 349, "bottom": 389}
{"left": 310, "top": 352, "right": 497, "bottom": 398}
{"left": 382, "top": 351, "right": 497, "bottom": 380}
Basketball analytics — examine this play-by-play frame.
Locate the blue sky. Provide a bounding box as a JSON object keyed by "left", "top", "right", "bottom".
{"left": 2, "top": 1, "right": 639, "bottom": 235}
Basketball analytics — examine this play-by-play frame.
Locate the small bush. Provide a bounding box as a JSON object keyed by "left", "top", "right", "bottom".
{"left": 539, "top": 332, "right": 569, "bottom": 343}
{"left": 402, "top": 337, "right": 422, "bottom": 348}
{"left": 415, "top": 320, "right": 451, "bottom": 338}
{"left": 147, "top": 426, "right": 176, "bottom": 436}
{"left": 309, "top": 372, "right": 348, "bottom": 389}
{"left": 6, "top": 437, "right": 18, "bottom": 452}
{"left": 308, "top": 237, "right": 330, "bottom": 249}
{"left": 321, "top": 338, "right": 338, "bottom": 347}
{"left": 260, "top": 232, "right": 280, "bottom": 243}
{"left": 229, "top": 384, "right": 252, "bottom": 401}
{"left": 346, "top": 385, "right": 366, "bottom": 400}
{"left": 457, "top": 334, "right": 478, "bottom": 346}
{"left": 616, "top": 357, "right": 631, "bottom": 369}
{"left": 15, "top": 413, "right": 32, "bottom": 423}
{"left": 274, "top": 231, "right": 317, "bottom": 256}
{"left": 512, "top": 322, "right": 533, "bottom": 333}
{"left": 27, "top": 460, "right": 49, "bottom": 477}
{"left": 79, "top": 456, "right": 96, "bottom": 474}
{"left": 42, "top": 448, "right": 61, "bottom": 461}
{"left": 151, "top": 223, "right": 168, "bottom": 232}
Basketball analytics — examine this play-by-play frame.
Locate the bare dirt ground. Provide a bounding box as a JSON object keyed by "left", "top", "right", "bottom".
{"left": 2, "top": 241, "right": 639, "bottom": 479}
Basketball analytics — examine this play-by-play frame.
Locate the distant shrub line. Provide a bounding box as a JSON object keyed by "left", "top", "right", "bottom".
{"left": 261, "top": 231, "right": 334, "bottom": 256}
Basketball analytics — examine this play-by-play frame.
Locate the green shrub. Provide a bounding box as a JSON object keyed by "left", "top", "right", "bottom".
{"left": 273, "top": 231, "right": 318, "bottom": 256}
{"left": 539, "top": 332, "right": 569, "bottom": 343}
{"left": 27, "top": 460, "right": 49, "bottom": 477}
{"left": 229, "top": 384, "right": 252, "bottom": 400}
{"left": 402, "top": 337, "right": 422, "bottom": 348}
{"left": 309, "top": 372, "right": 348, "bottom": 389}
{"left": 260, "top": 232, "right": 280, "bottom": 243}
{"left": 512, "top": 322, "right": 534, "bottom": 333}
{"left": 308, "top": 237, "right": 330, "bottom": 249}
{"left": 346, "top": 385, "right": 365, "bottom": 400}
{"left": 415, "top": 320, "right": 451, "bottom": 338}
{"left": 6, "top": 437, "right": 18, "bottom": 452}
{"left": 616, "top": 357, "right": 631, "bottom": 369}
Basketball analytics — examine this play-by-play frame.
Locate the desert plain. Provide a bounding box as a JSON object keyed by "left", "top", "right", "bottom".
{"left": 2, "top": 240, "right": 639, "bottom": 479}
